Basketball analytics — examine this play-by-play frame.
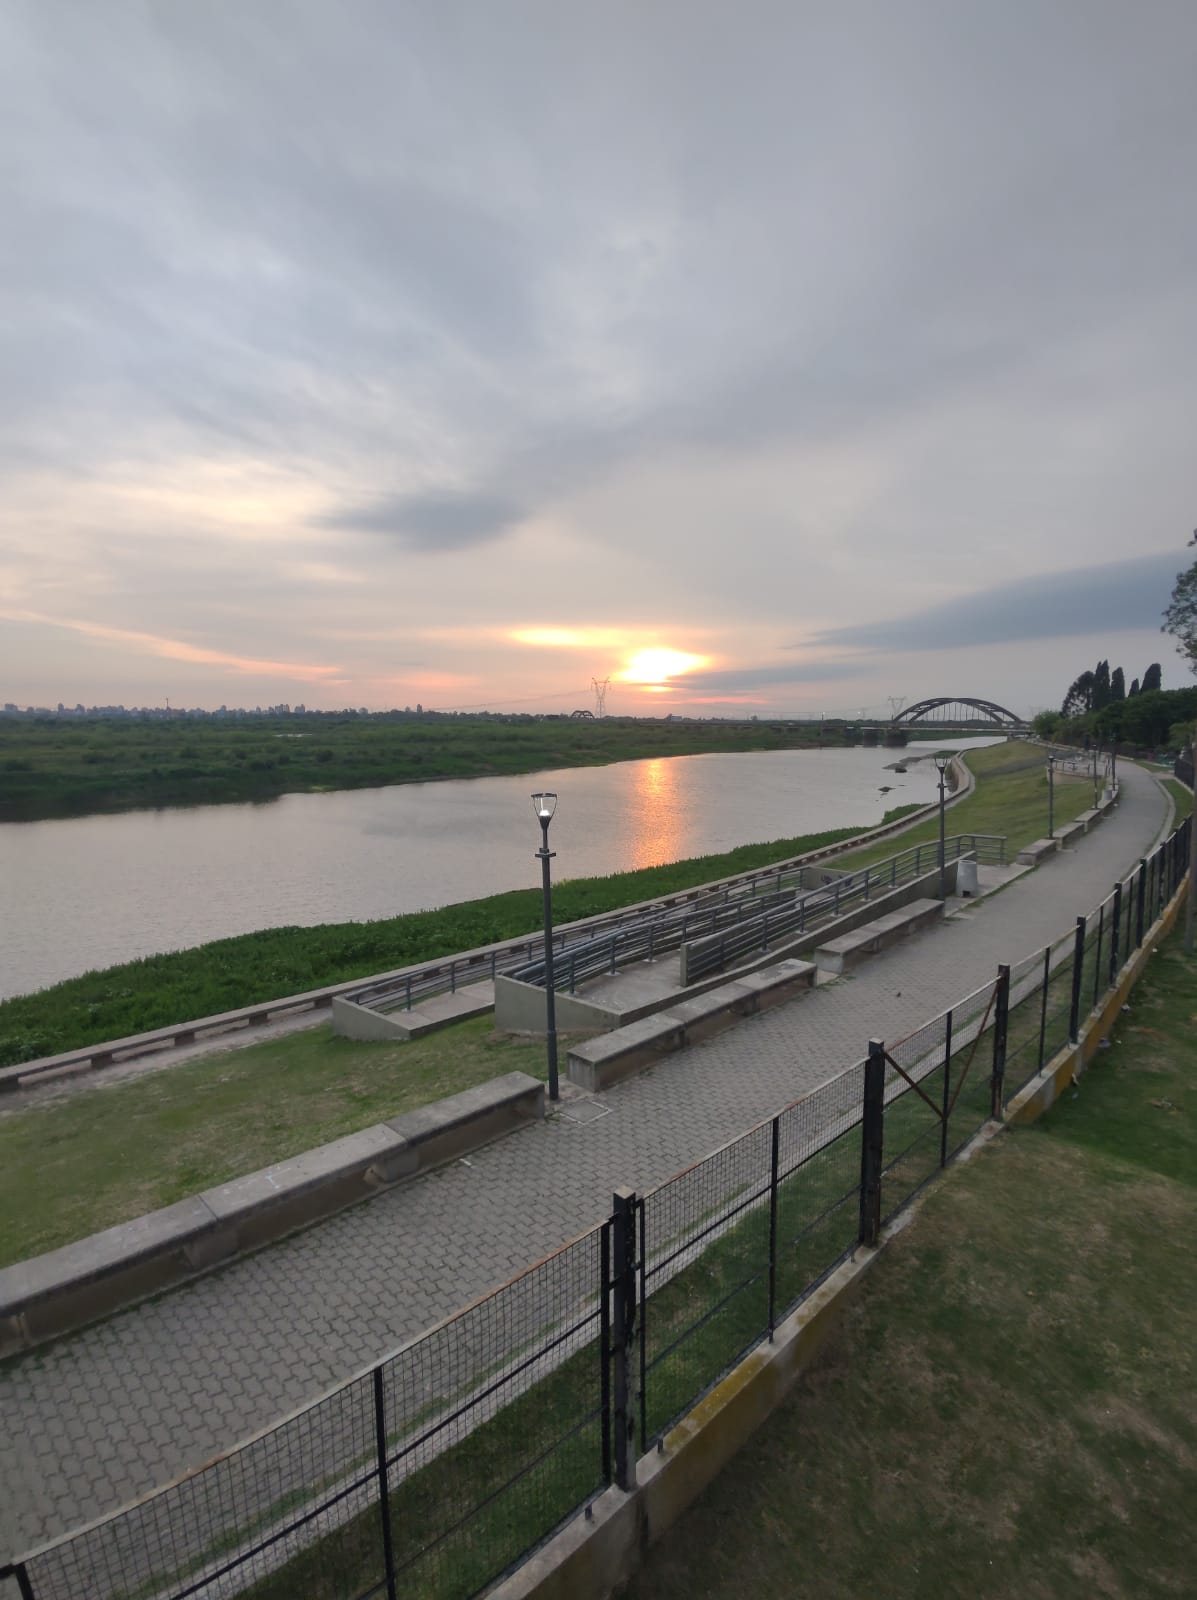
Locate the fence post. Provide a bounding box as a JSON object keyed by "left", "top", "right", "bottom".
{"left": 939, "top": 1009, "right": 954, "bottom": 1167}
{"left": 767, "top": 1116, "right": 780, "bottom": 1338}
{"left": 1068, "top": 916, "right": 1086, "bottom": 1043}
{"left": 1092, "top": 905, "right": 1105, "bottom": 1008}
{"left": 1109, "top": 883, "right": 1122, "bottom": 985}
{"left": 991, "top": 964, "right": 1010, "bottom": 1117}
{"left": 612, "top": 1187, "right": 638, "bottom": 1490}
{"left": 599, "top": 1221, "right": 612, "bottom": 1485}
{"left": 372, "top": 1366, "right": 398, "bottom": 1600}
{"left": 1135, "top": 858, "right": 1147, "bottom": 947}
{"left": 1037, "top": 945, "right": 1050, "bottom": 1068}
{"left": 858, "top": 1041, "right": 885, "bottom": 1247}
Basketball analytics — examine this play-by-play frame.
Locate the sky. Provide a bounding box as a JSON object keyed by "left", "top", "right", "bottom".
{"left": 2, "top": 1, "right": 1196, "bottom": 721}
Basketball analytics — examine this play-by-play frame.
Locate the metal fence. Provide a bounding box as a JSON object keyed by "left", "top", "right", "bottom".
{"left": 3, "top": 818, "right": 1187, "bottom": 1600}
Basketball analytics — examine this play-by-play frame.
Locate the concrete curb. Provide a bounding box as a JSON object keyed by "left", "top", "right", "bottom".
{"left": 0, "top": 1072, "right": 544, "bottom": 1358}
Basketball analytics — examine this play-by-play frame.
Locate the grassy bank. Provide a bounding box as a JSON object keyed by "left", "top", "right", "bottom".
{"left": 622, "top": 933, "right": 1197, "bottom": 1600}
{"left": 0, "top": 1019, "right": 553, "bottom": 1268}
{"left": 0, "top": 817, "right": 915, "bottom": 1067}
{"left": 836, "top": 737, "right": 1103, "bottom": 870}
{"left": 0, "top": 713, "right": 840, "bottom": 822}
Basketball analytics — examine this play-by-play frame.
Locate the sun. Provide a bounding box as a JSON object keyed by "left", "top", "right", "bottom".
{"left": 618, "top": 648, "right": 707, "bottom": 685}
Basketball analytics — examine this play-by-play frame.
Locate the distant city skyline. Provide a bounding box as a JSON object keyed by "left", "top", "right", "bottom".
{"left": 2, "top": 4, "right": 1195, "bottom": 718}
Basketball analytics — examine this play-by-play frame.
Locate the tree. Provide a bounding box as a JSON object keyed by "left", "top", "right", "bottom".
{"left": 1162, "top": 533, "right": 1197, "bottom": 673}
{"left": 1110, "top": 666, "right": 1125, "bottom": 701}
{"left": 1062, "top": 670, "right": 1095, "bottom": 716}
{"left": 1093, "top": 658, "right": 1111, "bottom": 711}
{"left": 1128, "top": 677, "right": 1140, "bottom": 697}
{"left": 1141, "top": 662, "right": 1163, "bottom": 694}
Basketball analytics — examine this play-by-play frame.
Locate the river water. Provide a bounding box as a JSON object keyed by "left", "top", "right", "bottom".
{"left": 0, "top": 738, "right": 1000, "bottom": 999}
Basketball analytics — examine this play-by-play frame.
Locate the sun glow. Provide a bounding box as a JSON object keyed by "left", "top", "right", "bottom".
{"left": 618, "top": 647, "right": 708, "bottom": 685}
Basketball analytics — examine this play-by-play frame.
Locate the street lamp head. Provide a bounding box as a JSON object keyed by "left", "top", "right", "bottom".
{"left": 934, "top": 755, "right": 950, "bottom": 777}
{"left": 531, "top": 791, "right": 558, "bottom": 823}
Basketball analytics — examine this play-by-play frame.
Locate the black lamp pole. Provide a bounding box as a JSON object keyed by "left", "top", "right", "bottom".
{"left": 1047, "top": 755, "right": 1056, "bottom": 839}
{"left": 532, "top": 792, "right": 559, "bottom": 1101}
{"left": 935, "top": 756, "right": 949, "bottom": 898}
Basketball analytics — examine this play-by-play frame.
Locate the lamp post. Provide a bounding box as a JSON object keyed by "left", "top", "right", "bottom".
{"left": 1046, "top": 754, "right": 1056, "bottom": 839}
{"left": 531, "top": 792, "right": 559, "bottom": 1102}
{"left": 1092, "top": 744, "right": 1100, "bottom": 807}
{"left": 934, "top": 755, "right": 950, "bottom": 898}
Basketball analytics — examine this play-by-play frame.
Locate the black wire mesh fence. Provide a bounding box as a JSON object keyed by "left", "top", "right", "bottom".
{"left": 5, "top": 815, "right": 1189, "bottom": 1600}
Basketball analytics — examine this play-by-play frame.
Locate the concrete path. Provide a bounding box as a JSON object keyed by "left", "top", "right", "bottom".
{"left": 0, "top": 763, "right": 1172, "bottom": 1561}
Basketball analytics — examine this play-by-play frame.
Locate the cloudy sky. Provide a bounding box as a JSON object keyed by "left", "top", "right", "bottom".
{"left": 2, "top": 1, "right": 1195, "bottom": 719}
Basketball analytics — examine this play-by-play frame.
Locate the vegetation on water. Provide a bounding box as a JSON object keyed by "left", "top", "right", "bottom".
{"left": 0, "top": 816, "right": 917, "bottom": 1066}
{"left": 0, "top": 712, "right": 852, "bottom": 822}
{"left": 622, "top": 932, "right": 1197, "bottom": 1600}
{"left": 0, "top": 1018, "right": 554, "bottom": 1269}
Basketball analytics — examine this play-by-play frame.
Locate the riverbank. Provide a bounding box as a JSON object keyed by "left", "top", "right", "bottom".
{"left": 0, "top": 816, "right": 914, "bottom": 1066}
{"left": 0, "top": 713, "right": 843, "bottom": 822}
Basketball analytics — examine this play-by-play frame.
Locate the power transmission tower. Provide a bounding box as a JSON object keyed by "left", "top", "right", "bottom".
{"left": 592, "top": 677, "right": 610, "bottom": 718}
{"left": 887, "top": 695, "right": 906, "bottom": 721}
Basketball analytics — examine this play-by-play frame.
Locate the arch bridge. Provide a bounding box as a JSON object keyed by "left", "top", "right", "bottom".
{"left": 892, "top": 697, "right": 1027, "bottom": 730}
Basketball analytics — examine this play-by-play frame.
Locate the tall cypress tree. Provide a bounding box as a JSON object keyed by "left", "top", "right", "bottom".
{"left": 1110, "top": 666, "right": 1126, "bottom": 701}
{"left": 1128, "top": 677, "right": 1140, "bottom": 697}
{"left": 1093, "top": 658, "right": 1112, "bottom": 711}
{"left": 1142, "top": 662, "right": 1162, "bottom": 693}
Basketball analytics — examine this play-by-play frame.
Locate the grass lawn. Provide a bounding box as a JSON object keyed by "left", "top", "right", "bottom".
{"left": 0, "top": 1019, "right": 556, "bottom": 1267}
{"left": 1160, "top": 775, "right": 1191, "bottom": 823}
{"left": 836, "top": 738, "right": 1102, "bottom": 871}
{"left": 620, "top": 931, "right": 1197, "bottom": 1600}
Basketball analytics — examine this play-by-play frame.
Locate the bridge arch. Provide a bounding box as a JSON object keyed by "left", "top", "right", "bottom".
{"left": 892, "top": 697, "right": 1026, "bottom": 728}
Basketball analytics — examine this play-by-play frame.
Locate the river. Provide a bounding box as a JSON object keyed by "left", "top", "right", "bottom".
{"left": 0, "top": 738, "right": 1001, "bottom": 999}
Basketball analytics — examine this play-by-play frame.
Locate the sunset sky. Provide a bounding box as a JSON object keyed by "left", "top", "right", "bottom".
{"left": 2, "top": 2, "right": 1195, "bottom": 718}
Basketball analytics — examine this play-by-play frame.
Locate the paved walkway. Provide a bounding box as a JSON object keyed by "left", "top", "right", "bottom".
{"left": 0, "top": 764, "right": 1172, "bottom": 1560}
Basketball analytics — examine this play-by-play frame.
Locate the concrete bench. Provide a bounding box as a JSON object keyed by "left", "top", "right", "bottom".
{"left": 814, "top": 899, "right": 943, "bottom": 976}
{"left": 567, "top": 959, "right": 818, "bottom": 1092}
{"left": 1016, "top": 838, "right": 1060, "bottom": 867}
{"left": 568, "top": 1015, "right": 687, "bottom": 1093}
{"left": 1075, "top": 808, "right": 1101, "bottom": 831}
{"left": 1053, "top": 820, "right": 1086, "bottom": 847}
{"left": 0, "top": 1072, "right": 544, "bottom": 1357}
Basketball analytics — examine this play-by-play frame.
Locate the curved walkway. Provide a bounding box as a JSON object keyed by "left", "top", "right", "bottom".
{"left": 0, "top": 762, "right": 1170, "bottom": 1560}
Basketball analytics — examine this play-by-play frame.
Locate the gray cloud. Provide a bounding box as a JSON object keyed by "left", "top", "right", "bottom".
{"left": 809, "top": 552, "right": 1182, "bottom": 654}
{"left": 685, "top": 661, "right": 872, "bottom": 693}
{"left": 3, "top": 2, "right": 1197, "bottom": 709}
{"left": 313, "top": 491, "right": 525, "bottom": 551}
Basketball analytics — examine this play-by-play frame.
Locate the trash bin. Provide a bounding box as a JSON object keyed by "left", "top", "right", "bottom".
{"left": 955, "top": 858, "right": 979, "bottom": 897}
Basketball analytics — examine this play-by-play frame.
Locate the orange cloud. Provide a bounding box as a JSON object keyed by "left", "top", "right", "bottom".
{"left": 3, "top": 609, "right": 342, "bottom": 682}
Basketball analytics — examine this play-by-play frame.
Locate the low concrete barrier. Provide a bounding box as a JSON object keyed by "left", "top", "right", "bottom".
{"left": 566, "top": 960, "right": 816, "bottom": 1092}
{"left": 1016, "top": 838, "right": 1059, "bottom": 867}
{"left": 1053, "top": 820, "right": 1086, "bottom": 848}
{"left": 813, "top": 899, "right": 943, "bottom": 976}
{"left": 0, "top": 1072, "right": 543, "bottom": 1357}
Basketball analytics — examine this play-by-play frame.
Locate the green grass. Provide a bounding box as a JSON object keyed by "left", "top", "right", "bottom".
{"left": 620, "top": 930, "right": 1197, "bottom": 1600}
{"left": 835, "top": 738, "right": 1101, "bottom": 871}
{"left": 0, "top": 817, "right": 916, "bottom": 1066}
{"left": 1160, "top": 775, "right": 1192, "bottom": 823}
{"left": 0, "top": 1019, "right": 553, "bottom": 1266}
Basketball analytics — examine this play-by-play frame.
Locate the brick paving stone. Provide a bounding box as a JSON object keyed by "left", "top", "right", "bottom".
{"left": 0, "top": 764, "right": 1174, "bottom": 1560}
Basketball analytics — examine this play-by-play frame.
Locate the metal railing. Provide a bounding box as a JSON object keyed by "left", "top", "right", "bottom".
{"left": 508, "top": 834, "right": 1005, "bottom": 993}
{"left": 5, "top": 819, "right": 1184, "bottom": 1600}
